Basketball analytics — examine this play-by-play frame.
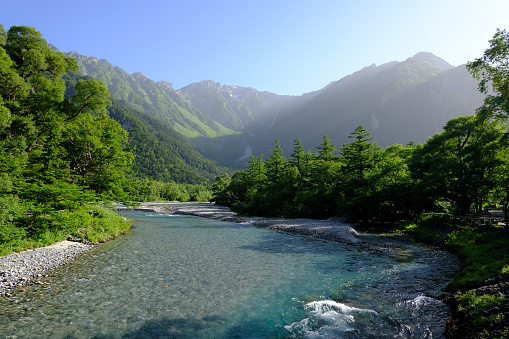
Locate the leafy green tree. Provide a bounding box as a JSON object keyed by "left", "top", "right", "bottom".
{"left": 0, "top": 24, "right": 6, "bottom": 45}
{"left": 265, "top": 140, "right": 287, "bottom": 184}
{"left": 62, "top": 111, "right": 134, "bottom": 197}
{"left": 410, "top": 116, "right": 505, "bottom": 215}
{"left": 316, "top": 135, "right": 336, "bottom": 162}
{"left": 264, "top": 140, "right": 291, "bottom": 215}
{"left": 286, "top": 139, "right": 315, "bottom": 216}
{"left": 288, "top": 138, "right": 315, "bottom": 185}
{"left": 341, "top": 126, "right": 380, "bottom": 181}
{"left": 467, "top": 29, "right": 509, "bottom": 120}
{"left": 493, "top": 161, "right": 509, "bottom": 220}
{"left": 0, "top": 25, "right": 134, "bottom": 230}
{"left": 368, "top": 143, "right": 416, "bottom": 220}
{"left": 211, "top": 173, "right": 232, "bottom": 205}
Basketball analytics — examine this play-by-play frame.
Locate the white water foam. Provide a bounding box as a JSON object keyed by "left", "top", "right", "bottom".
{"left": 285, "top": 300, "right": 377, "bottom": 338}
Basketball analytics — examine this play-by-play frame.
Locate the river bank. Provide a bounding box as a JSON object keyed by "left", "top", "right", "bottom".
{"left": 0, "top": 241, "right": 94, "bottom": 297}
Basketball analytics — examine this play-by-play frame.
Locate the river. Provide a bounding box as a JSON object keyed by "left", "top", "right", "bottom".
{"left": 0, "top": 209, "right": 458, "bottom": 338}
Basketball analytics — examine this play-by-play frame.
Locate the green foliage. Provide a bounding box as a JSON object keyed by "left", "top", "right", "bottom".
{"left": 0, "top": 24, "right": 6, "bottom": 45}
{"left": 120, "top": 177, "right": 212, "bottom": 203}
{"left": 338, "top": 126, "right": 382, "bottom": 220}
{"left": 403, "top": 212, "right": 509, "bottom": 289}
{"left": 457, "top": 290, "right": 506, "bottom": 326}
{"left": 53, "top": 205, "right": 131, "bottom": 244}
{"left": 211, "top": 173, "right": 231, "bottom": 205}
{"left": 0, "top": 25, "right": 137, "bottom": 254}
{"left": 409, "top": 116, "right": 506, "bottom": 215}
{"left": 217, "top": 129, "right": 391, "bottom": 219}
{"left": 446, "top": 226, "right": 509, "bottom": 287}
{"left": 403, "top": 214, "right": 459, "bottom": 244}
{"left": 67, "top": 51, "right": 234, "bottom": 138}
{"left": 467, "top": 29, "right": 509, "bottom": 120}
{"left": 0, "top": 204, "right": 132, "bottom": 256}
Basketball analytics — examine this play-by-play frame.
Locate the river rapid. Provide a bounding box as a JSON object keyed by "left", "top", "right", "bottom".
{"left": 0, "top": 207, "right": 458, "bottom": 338}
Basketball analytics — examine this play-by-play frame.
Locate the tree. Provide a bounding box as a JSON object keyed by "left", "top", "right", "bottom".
{"left": 62, "top": 111, "right": 134, "bottom": 197}
{"left": 0, "top": 25, "right": 133, "bottom": 226}
{"left": 339, "top": 126, "right": 381, "bottom": 220}
{"left": 264, "top": 140, "right": 291, "bottom": 215}
{"left": 265, "top": 140, "right": 287, "bottom": 184}
{"left": 368, "top": 143, "right": 416, "bottom": 220}
{"left": 467, "top": 29, "right": 509, "bottom": 120}
{"left": 316, "top": 135, "right": 336, "bottom": 162}
{"left": 341, "top": 126, "right": 380, "bottom": 181}
{"left": 409, "top": 116, "right": 505, "bottom": 215}
{"left": 0, "top": 24, "right": 6, "bottom": 45}
{"left": 211, "top": 173, "right": 231, "bottom": 205}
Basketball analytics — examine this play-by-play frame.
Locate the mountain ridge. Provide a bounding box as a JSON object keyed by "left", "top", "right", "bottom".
{"left": 63, "top": 49, "right": 485, "bottom": 170}
{"left": 65, "top": 51, "right": 235, "bottom": 138}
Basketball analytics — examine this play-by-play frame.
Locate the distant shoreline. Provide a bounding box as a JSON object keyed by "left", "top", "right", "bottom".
{"left": 169, "top": 203, "right": 411, "bottom": 254}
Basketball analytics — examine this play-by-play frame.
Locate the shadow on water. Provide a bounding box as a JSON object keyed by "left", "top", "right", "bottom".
{"left": 63, "top": 315, "right": 228, "bottom": 339}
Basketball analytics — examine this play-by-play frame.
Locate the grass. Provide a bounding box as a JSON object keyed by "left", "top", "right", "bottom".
{"left": 403, "top": 214, "right": 509, "bottom": 288}
{"left": 445, "top": 226, "right": 509, "bottom": 288}
{"left": 0, "top": 204, "right": 131, "bottom": 256}
{"left": 456, "top": 290, "right": 505, "bottom": 326}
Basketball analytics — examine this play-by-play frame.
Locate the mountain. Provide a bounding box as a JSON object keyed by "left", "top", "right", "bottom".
{"left": 65, "top": 51, "right": 234, "bottom": 138}
{"left": 64, "top": 49, "right": 485, "bottom": 172}
{"left": 106, "top": 99, "right": 228, "bottom": 184}
{"left": 177, "top": 81, "right": 320, "bottom": 130}
{"left": 284, "top": 53, "right": 480, "bottom": 147}
{"left": 221, "top": 53, "right": 485, "bottom": 163}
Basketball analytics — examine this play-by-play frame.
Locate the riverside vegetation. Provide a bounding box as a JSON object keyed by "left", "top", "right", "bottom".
{"left": 212, "top": 29, "right": 509, "bottom": 338}
{"left": 0, "top": 25, "right": 214, "bottom": 257}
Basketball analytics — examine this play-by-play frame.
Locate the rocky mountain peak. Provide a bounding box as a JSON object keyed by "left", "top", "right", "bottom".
{"left": 411, "top": 52, "right": 453, "bottom": 69}
{"left": 132, "top": 72, "right": 149, "bottom": 81}
{"left": 156, "top": 81, "right": 174, "bottom": 92}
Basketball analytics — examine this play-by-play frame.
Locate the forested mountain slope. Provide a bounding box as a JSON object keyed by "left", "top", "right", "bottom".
{"left": 107, "top": 99, "right": 228, "bottom": 184}
{"left": 64, "top": 49, "right": 485, "bottom": 170}
{"left": 65, "top": 51, "right": 234, "bottom": 138}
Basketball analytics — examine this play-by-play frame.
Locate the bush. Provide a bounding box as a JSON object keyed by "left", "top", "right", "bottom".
{"left": 53, "top": 205, "right": 131, "bottom": 244}
{"left": 0, "top": 204, "right": 132, "bottom": 256}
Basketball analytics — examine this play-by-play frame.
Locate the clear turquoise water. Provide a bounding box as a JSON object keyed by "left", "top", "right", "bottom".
{"left": 0, "top": 211, "right": 457, "bottom": 338}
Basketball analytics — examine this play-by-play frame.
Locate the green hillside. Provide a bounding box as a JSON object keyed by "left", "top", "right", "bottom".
{"left": 66, "top": 51, "right": 235, "bottom": 138}
{"left": 107, "top": 98, "right": 229, "bottom": 184}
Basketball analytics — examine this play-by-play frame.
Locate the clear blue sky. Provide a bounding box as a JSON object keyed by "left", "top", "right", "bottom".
{"left": 2, "top": 0, "right": 508, "bottom": 95}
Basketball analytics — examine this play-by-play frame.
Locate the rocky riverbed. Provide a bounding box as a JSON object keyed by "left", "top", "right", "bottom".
{"left": 172, "top": 203, "right": 406, "bottom": 253}
{"left": 0, "top": 241, "right": 94, "bottom": 297}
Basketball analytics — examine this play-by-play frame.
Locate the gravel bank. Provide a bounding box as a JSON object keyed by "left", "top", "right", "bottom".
{"left": 175, "top": 204, "right": 396, "bottom": 253}
{"left": 0, "top": 241, "right": 94, "bottom": 297}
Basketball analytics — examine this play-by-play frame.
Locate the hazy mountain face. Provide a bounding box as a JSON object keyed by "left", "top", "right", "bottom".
{"left": 176, "top": 81, "right": 320, "bottom": 131}
{"left": 66, "top": 50, "right": 485, "bottom": 170}
{"left": 189, "top": 53, "right": 484, "bottom": 168}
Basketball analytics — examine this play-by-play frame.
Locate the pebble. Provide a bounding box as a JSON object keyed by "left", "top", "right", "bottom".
{"left": 0, "top": 242, "right": 94, "bottom": 297}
